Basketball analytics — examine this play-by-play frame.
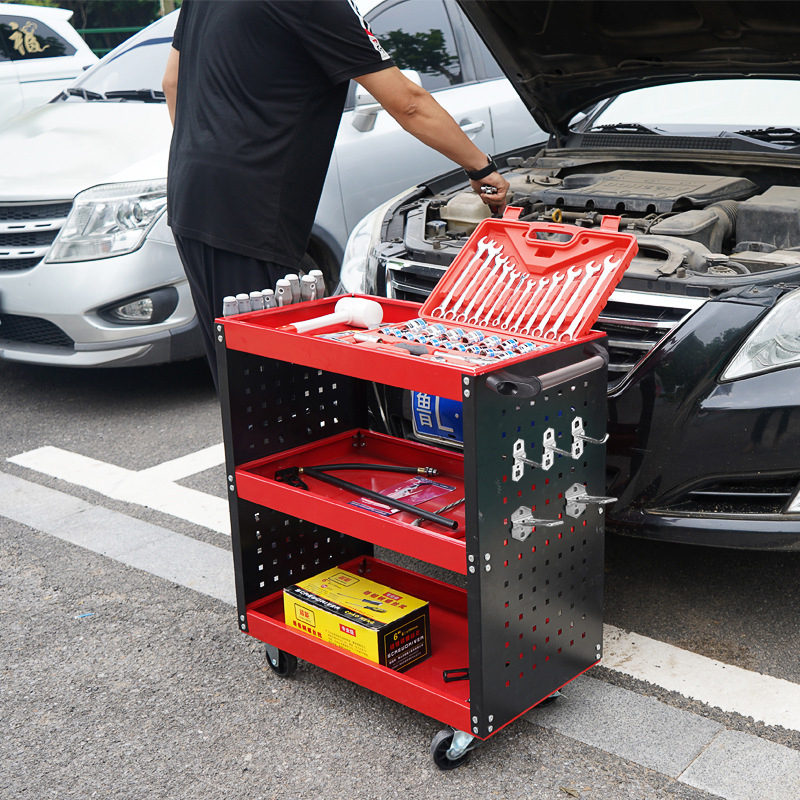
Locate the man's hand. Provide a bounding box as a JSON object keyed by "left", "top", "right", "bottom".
{"left": 470, "top": 173, "right": 510, "bottom": 212}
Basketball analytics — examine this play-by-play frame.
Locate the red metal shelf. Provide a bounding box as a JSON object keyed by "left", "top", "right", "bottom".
{"left": 236, "top": 429, "right": 468, "bottom": 574}
{"left": 246, "top": 556, "right": 472, "bottom": 733}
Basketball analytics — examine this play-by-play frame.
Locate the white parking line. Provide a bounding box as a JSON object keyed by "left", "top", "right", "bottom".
{"left": 8, "top": 445, "right": 230, "bottom": 535}
{"left": 603, "top": 625, "right": 800, "bottom": 732}
{"left": 7, "top": 445, "right": 800, "bottom": 736}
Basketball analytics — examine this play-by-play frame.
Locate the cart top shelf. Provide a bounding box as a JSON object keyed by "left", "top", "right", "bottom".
{"left": 219, "top": 296, "right": 601, "bottom": 401}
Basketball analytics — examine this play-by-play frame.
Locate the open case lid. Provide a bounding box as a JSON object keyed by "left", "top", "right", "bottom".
{"left": 419, "top": 208, "right": 638, "bottom": 342}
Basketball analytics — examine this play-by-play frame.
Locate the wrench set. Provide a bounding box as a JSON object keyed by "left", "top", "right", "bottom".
{"left": 420, "top": 211, "right": 637, "bottom": 349}
{"left": 427, "top": 234, "right": 623, "bottom": 343}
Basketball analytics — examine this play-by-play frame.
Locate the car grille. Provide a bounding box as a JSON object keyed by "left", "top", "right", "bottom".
{"left": 593, "top": 290, "right": 704, "bottom": 389}
{"left": 384, "top": 259, "right": 703, "bottom": 388}
{"left": 651, "top": 475, "right": 800, "bottom": 516}
{"left": 0, "top": 202, "right": 72, "bottom": 272}
{"left": 0, "top": 314, "right": 75, "bottom": 348}
{"left": 384, "top": 257, "right": 444, "bottom": 303}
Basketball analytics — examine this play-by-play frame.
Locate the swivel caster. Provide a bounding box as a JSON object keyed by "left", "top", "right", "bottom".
{"left": 265, "top": 644, "right": 298, "bottom": 677}
{"left": 538, "top": 689, "right": 564, "bottom": 708}
{"left": 430, "top": 728, "right": 476, "bottom": 770}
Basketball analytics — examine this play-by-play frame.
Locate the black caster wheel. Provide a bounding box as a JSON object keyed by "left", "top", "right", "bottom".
{"left": 538, "top": 689, "right": 564, "bottom": 708}
{"left": 265, "top": 647, "right": 298, "bottom": 677}
{"left": 430, "top": 729, "right": 472, "bottom": 770}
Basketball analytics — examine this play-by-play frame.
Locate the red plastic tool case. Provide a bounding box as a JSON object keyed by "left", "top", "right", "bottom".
{"left": 217, "top": 214, "right": 637, "bottom": 758}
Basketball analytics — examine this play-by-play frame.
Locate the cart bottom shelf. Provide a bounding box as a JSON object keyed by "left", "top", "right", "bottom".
{"left": 245, "top": 556, "right": 472, "bottom": 734}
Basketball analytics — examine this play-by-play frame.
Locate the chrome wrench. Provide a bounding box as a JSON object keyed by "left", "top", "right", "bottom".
{"left": 544, "top": 261, "right": 600, "bottom": 339}
{"left": 506, "top": 276, "right": 549, "bottom": 332}
{"left": 456, "top": 254, "right": 508, "bottom": 323}
{"left": 485, "top": 272, "right": 526, "bottom": 326}
{"left": 444, "top": 240, "right": 502, "bottom": 320}
{"left": 521, "top": 271, "right": 565, "bottom": 336}
{"left": 466, "top": 257, "right": 514, "bottom": 324}
{"left": 532, "top": 264, "right": 582, "bottom": 337}
{"left": 431, "top": 236, "right": 491, "bottom": 318}
{"left": 560, "top": 256, "right": 621, "bottom": 341}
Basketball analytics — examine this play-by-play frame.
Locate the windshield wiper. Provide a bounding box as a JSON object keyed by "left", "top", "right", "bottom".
{"left": 104, "top": 89, "right": 166, "bottom": 103}
{"left": 588, "top": 122, "right": 664, "bottom": 135}
{"left": 61, "top": 87, "right": 106, "bottom": 101}
{"left": 730, "top": 127, "right": 800, "bottom": 149}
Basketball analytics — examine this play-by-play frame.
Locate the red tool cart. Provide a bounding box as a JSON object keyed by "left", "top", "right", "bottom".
{"left": 216, "top": 210, "right": 637, "bottom": 769}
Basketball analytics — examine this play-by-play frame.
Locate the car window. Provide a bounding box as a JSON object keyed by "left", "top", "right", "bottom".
{"left": 0, "top": 14, "right": 76, "bottom": 60}
{"left": 369, "top": 0, "right": 463, "bottom": 93}
{"left": 71, "top": 16, "right": 176, "bottom": 95}
{"left": 466, "top": 29, "right": 503, "bottom": 80}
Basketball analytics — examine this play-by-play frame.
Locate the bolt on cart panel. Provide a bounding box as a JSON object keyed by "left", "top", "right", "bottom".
{"left": 461, "top": 342, "right": 607, "bottom": 738}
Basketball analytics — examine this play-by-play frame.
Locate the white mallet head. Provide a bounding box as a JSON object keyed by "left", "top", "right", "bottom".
{"left": 290, "top": 297, "right": 383, "bottom": 334}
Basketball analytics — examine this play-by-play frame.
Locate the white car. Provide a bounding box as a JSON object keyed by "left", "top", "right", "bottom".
{"left": 0, "top": 0, "right": 538, "bottom": 368}
{"left": 0, "top": 2, "right": 97, "bottom": 127}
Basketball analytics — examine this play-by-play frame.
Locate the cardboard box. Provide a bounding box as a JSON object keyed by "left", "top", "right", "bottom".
{"left": 283, "top": 567, "right": 431, "bottom": 672}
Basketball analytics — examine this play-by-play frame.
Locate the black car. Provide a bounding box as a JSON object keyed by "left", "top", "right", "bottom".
{"left": 340, "top": 0, "right": 800, "bottom": 550}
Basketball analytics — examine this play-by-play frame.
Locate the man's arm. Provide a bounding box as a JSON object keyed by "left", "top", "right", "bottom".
{"left": 162, "top": 46, "right": 180, "bottom": 125}
{"left": 354, "top": 67, "right": 510, "bottom": 208}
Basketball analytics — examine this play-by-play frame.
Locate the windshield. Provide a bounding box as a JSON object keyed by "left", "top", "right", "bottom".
{"left": 588, "top": 79, "right": 800, "bottom": 131}
{"left": 68, "top": 12, "right": 177, "bottom": 97}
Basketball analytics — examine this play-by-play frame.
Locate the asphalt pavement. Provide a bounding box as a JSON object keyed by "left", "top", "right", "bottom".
{"left": 1, "top": 358, "right": 799, "bottom": 799}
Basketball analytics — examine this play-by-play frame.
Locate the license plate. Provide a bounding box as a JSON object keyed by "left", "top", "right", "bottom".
{"left": 411, "top": 392, "right": 464, "bottom": 448}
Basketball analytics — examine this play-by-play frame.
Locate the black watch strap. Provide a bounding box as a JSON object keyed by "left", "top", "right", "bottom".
{"left": 465, "top": 156, "right": 498, "bottom": 181}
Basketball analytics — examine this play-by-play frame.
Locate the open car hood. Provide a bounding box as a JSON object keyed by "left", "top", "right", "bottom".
{"left": 457, "top": 0, "right": 800, "bottom": 140}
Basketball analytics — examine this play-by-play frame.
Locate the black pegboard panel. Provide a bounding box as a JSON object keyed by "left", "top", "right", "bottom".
{"left": 222, "top": 348, "right": 365, "bottom": 466}
{"left": 462, "top": 344, "right": 607, "bottom": 738}
{"left": 233, "top": 498, "right": 371, "bottom": 621}
{"left": 217, "top": 344, "right": 373, "bottom": 624}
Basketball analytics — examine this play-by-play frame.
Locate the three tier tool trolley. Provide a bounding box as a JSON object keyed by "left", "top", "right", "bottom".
{"left": 216, "top": 209, "right": 637, "bottom": 769}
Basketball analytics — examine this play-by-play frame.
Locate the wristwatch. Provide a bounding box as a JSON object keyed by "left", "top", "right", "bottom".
{"left": 465, "top": 155, "right": 498, "bottom": 181}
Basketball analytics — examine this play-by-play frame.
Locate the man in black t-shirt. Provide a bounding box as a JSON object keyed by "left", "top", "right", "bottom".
{"left": 163, "top": 0, "right": 508, "bottom": 392}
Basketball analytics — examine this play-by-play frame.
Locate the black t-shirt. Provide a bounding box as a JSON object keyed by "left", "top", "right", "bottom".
{"left": 167, "top": 0, "right": 394, "bottom": 266}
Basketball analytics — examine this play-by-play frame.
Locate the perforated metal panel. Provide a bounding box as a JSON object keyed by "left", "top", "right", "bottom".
{"left": 462, "top": 343, "right": 607, "bottom": 738}
{"left": 218, "top": 345, "right": 372, "bottom": 623}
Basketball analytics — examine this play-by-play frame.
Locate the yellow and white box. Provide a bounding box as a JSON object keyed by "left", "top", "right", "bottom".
{"left": 283, "top": 567, "right": 431, "bottom": 672}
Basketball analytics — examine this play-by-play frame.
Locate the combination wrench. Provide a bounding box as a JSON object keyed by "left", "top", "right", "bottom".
{"left": 456, "top": 254, "right": 509, "bottom": 323}
{"left": 560, "top": 255, "right": 621, "bottom": 341}
{"left": 543, "top": 261, "right": 601, "bottom": 339}
{"left": 532, "top": 264, "right": 582, "bottom": 337}
{"left": 521, "top": 271, "right": 565, "bottom": 336}
{"left": 444, "top": 241, "right": 503, "bottom": 320}
{"left": 465, "top": 257, "right": 514, "bottom": 324}
{"left": 485, "top": 273, "right": 526, "bottom": 326}
{"left": 430, "top": 236, "right": 492, "bottom": 318}
{"left": 505, "top": 276, "right": 549, "bottom": 332}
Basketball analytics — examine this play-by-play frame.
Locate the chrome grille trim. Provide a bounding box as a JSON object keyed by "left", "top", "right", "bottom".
{"left": 594, "top": 289, "right": 705, "bottom": 387}
{"left": 0, "top": 201, "right": 71, "bottom": 271}
{"left": 383, "top": 257, "right": 445, "bottom": 302}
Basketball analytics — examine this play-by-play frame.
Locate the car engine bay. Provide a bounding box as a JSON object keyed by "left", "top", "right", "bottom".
{"left": 390, "top": 151, "right": 800, "bottom": 300}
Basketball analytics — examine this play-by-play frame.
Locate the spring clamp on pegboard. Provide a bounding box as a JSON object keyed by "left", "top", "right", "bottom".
{"left": 510, "top": 505, "right": 563, "bottom": 541}
{"left": 564, "top": 483, "right": 617, "bottom": 518}
{"left": 511, "top": 437, "right": 553, "bottom": 481}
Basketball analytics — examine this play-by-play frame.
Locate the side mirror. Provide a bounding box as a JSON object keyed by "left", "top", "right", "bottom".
{"left": 352, "top": 69, "right": 423, "bottom": 133}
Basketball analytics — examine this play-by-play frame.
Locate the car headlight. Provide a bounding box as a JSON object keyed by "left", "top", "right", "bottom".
{"left": 339, "top": 196, "right": 401, "bottom": 294}
{"left": 722, "top": 287, "right": 800, "bottom": 380}
{"left": 46, "top": 179, "right": 167, "bottom": 263}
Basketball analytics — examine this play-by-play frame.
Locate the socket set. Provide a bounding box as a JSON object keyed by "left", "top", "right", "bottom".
{"left": 420, "top": 208, "right": 638, "bottom": 345}
{"left": 222, "top": 269, "right": 326, "bottom": 316}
